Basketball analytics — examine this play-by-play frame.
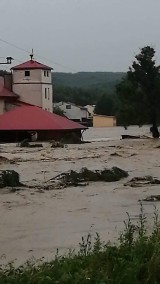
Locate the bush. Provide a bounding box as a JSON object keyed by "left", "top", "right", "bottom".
{"left": 0, "top": 205, "right": 160, "bottom": 283}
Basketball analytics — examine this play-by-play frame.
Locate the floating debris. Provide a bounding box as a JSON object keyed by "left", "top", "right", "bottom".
{"left": 50, "top": 141, "right": 65, "bottom": 148}
{"left": 110, "top": 152, "right": 122, "bottom": 157}
{"left": 18, "top": 139, "right": 43, "bottom": 148}
{"left": 46, "top": 167, "right": 128, "bottom": 189}
{"left": 125, "top": 176, "right": 160, "bottom": 187}
{"left": 121, "top": 135, "right": 140, "bottom": 140}
{"left": 143, "top": 195, "right": 160, "bottom": 202}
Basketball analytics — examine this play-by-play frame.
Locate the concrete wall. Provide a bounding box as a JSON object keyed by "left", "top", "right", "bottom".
{"left": 4, "top": 74, "right": 12, "bottom": 90}
{"left": 13, "top": 84, "right": 42, "bottom": 107}
{"left": 42, "top": 84, "right": 53, "bottom": 112}
{"left": 12, "top": 69, "right": 42, "bottom": 84}
{"left": 93, "top": 115, "right": 116, "bottom": 127}
{"left": 12, "top": 69, "right": 53, "bottom": 112}
{"left": 41, "top": 70, "right": 52, "bottom": 84}
{"left": 0, "top": 100, "right": 5, "bottom": 115}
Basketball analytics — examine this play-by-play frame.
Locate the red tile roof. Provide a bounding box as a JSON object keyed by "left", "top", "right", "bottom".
{"left": 0, "top": 77, "right": 18, "bottom": 99}
{"left": 11, "top": 60, "right": 52, "bottom": 70}
{"left": 0, "top": 103, "right": 86, "bottom": 131}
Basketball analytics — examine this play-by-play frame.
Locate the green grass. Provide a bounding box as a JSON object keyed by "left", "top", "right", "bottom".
{"left": 1, "top": 204, "right": 160, "bottom": 283}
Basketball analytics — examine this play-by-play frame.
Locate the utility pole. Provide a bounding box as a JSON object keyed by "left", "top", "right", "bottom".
{"left": 0, "top": 57, "right": 13, "bottom": 65}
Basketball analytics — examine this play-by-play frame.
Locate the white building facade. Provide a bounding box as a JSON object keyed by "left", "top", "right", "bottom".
{"left": 11, "top": 57, "right": 53, "bottom": 112}
{"left": 55, "top": 101, "right": 90, "bottom": 122}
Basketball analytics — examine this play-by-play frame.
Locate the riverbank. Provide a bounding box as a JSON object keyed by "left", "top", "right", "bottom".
{"left": 0, "top": 211, "right": 160, "bottom": 283}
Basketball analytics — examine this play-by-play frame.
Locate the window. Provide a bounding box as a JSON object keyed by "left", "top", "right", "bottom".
{"left": 45, "top": 88, "right": 47, "bottom": 99}
{"left": 47, "top": 71, "right": 49, "bottom": 77}
{"left": 66, "top": 104, "right": 71, "bottom": 109}
{"left": 25, "top": 70, "right": 30, "bottom": 76}
{"left": 48, "top": 88, "right": 50, "bottom": 100}
{"left": 44, "top": 71, "right": 46, "bottom": 77}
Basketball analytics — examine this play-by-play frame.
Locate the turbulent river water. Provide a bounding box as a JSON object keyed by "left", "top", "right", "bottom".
{"left": 0, "top": 126, "right": 159, "bottom": 265}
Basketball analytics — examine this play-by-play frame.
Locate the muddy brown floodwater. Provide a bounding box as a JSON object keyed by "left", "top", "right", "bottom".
{"left": 0, "top": 126, "right": 160, "bottom": 265}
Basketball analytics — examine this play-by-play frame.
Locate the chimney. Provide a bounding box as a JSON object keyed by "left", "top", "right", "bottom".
{"left": 4, "top": 73, "right": 12, "bottom": 91}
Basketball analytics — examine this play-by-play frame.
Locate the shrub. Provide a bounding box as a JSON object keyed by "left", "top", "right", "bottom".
{"left": 0, "top": 205, "right": 160, "bottom": 283}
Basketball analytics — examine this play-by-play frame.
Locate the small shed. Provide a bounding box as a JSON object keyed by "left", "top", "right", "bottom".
{"left": 93, "top": 114, "right": 116, "bottom": 127}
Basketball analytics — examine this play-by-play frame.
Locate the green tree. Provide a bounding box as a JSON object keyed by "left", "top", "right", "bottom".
{"left": 53, "top": 106, "right": 65, "bottom": 116}
{"left": 94, "top": 93, "right": 115, "bottom": 116}
{"left": 117, "top": 46, "right": 160, "bottom": 137}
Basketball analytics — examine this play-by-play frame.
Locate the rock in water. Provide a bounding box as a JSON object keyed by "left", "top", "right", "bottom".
{"left": 0, "top": 170, "right": 22, "bottom": 188}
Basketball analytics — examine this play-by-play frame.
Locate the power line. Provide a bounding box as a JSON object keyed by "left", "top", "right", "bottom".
{"left": 0, "top": 38, "right": 30, "bottom": 54}
{"left": 0, "top": 37, "right": 76, "bottom": 72}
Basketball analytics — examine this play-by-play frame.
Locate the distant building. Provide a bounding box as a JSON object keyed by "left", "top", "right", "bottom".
{"left": 93, "top": 114, "right": 116, "bottom": 127}
{"left": 54, "top": 101, "right": 92, "bottom": 126}
{"left": 85, "top": 105, "right": 95, "bottom": 117}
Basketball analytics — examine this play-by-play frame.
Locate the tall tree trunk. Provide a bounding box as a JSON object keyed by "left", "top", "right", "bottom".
{"left": 150, "top": 125, "right": 159, "bottom": 138}
{"left": 150, "top": 113, "right": 159, "bottom": 138}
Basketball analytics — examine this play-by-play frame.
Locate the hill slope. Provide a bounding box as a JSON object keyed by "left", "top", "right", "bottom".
{"left": 53, "top": 72, "right": 125, "bottom": 90}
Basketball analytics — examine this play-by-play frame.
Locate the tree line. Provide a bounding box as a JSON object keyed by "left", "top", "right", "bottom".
{"left": 54, "top": 46, "right": 160, "bottom": 137}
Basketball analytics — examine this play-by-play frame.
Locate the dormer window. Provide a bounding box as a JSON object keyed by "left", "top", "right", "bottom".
{"left": 25, "top": 70, "right": 30, "bottom": 76}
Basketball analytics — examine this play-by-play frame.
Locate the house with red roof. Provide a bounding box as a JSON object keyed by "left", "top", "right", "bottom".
{"left": 0, "top": 56, "right": 86, "bottom": 142}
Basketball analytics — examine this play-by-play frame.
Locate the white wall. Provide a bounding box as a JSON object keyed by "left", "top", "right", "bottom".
{"left": 55, "top": 102, "right": 88, "bottom": 120}
{"left": 42, "top": 85, "right": 53, "bottom": 112}
{"left": 41, "top": 70, "right": 52, "bottom": 84}
{"left": 13, "top": 69, "right": 42, "bottom": 84}
{"left": 13, "top": 84, "right": 42, "bottom": 107}
{"left": 12, "top": 69, "right": 53, "bottom": 112}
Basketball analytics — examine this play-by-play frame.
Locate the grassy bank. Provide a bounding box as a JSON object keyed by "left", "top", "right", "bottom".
{"left": 1, "top": 205, "right": 160, "bottom": 283}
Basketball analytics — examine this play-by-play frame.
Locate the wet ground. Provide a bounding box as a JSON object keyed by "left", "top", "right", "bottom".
{"left": 0, "top": 126, "right": 160, "bottom": 265}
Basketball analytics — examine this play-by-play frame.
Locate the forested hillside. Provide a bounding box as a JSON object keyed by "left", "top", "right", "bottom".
{"left": 53, "top": 72, "right": 125, "bottom": 90}
{"left": 52, "top": 72, "right": 125, "bottom": 108}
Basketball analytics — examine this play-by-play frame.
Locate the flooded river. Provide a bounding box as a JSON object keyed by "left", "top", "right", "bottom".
{"left": 0, "top": 126, "right": 160, "bottom": 265}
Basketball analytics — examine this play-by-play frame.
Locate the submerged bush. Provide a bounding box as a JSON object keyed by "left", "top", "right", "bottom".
{"left": 0, "top": 205, "right": 160, "bottom": 283}
{"left": 0, "top": 170, "right": 22, "bottom": 188}
{"left": 49, "top": 167, "right": 129, "bottom": 189}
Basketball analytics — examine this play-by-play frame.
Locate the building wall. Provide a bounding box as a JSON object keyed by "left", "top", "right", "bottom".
{"left": 13, "top": 83, "right": 42, "bottom": 107}
{"left": 0, "top": 100, "right": 5, "bottom": 115}
{"left": 41, "top": 70, "right": 52, "bottom": 84}
{"left": 55, "top": 102, "right": 88, "bottom": 121}
{"left": 42, "top": 84, "right": 53, "bottom": 112}
{"left": 12, "top": 69, "right": 53, "bottom": 112}
{"left": 93, "top": 115, "right": 116, "bottom": 127}
{"left": 12, "top": 69, "right": 42, "bottom": 84}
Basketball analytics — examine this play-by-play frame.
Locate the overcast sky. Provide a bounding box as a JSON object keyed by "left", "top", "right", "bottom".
{"left": 0, "top": 0, "right": 160, "bottom": 72}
